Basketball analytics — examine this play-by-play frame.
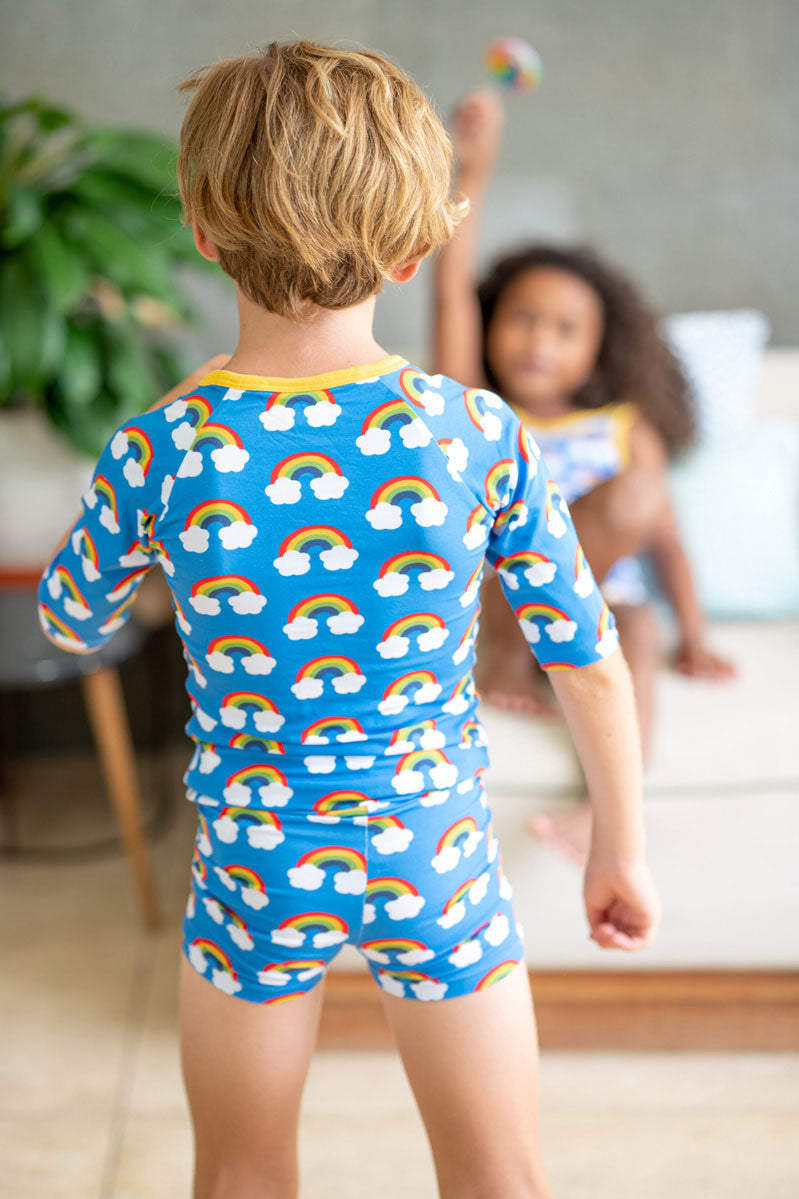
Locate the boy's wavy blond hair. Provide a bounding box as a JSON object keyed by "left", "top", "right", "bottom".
{"left": 177, "top": 40, "right": 467, "bottom": 321}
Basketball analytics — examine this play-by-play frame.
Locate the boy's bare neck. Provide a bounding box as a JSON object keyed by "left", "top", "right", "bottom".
{"left": 222, "top": 288, "right": 391, "bottom": 379}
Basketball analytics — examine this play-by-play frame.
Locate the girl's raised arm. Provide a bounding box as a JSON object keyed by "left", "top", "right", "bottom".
{"left": 433, "top": 90, "right": 505, "bottom": 387}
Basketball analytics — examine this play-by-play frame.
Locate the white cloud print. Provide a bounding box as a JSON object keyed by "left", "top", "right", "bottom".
{"left": 273, "top": 550, "right": 311, "bottom": 576}
{"left": 260, "top": 406, "right": 295, "bottom": 431}
{"left": 373, "top": 573, "right": 408, "bottom": 598}
{"left": 377, "top": 694, "right": 408, "bottom": 717}
{"left": 305, "top": 400, "right": 341, "bottom": 427}
{"left": 320, "top": 546, "right": 358, "bottom": 571}
{"left": 378, "top": 635, "right": 410, "bottom": 660}
{"left": 242, "top": 653, "right": 276, "bottom": 676}
{"left": 596, "top": 628, "right": 620, "bottom": 657}
{"left": 291, "top": 677, "right": 324, "bottom": 700}
{"left": 366, "top": 502, "right": 402, "bottom": 531}
{"left": 122, "top": 458, "right": 145, "bottom": 488}
{"left": 463, "top": 524, "right": 488, "bottom": 550}
{"left": 547, "top": 509, "right": 568, "bottom": 538}
{"left": 356, "top": 428, "right": 391, "bottom": 456}
{"left": 419, "top": 569, "right": 455, "bottom": 592}
{"left": 417, "top": 627, "right": 449, "bottom": 653}
{"left": 327, "top": 611, "right": 363, "bottom": 635}
{"left": 399, "top": 419, "right": 431, "bottom": 448}
{"left": 171, "top": 421, "right": 196, "bottom": 450}
{"left": 287, "top": 863, "right": 325, "bottom": 890}
{"left": 229, "top": 592, "right": 267, "bottom": 615}
{"left": 110, "top": 430, "right": 128, "bottom": 458}
{"left": 444, "top": 437, "right": 469, "bottom": 480}
{"left": 519, "top": 620, "right": 541, "bottom": 645}
{"left": 545, "top": 619, "right": 577, "bottom": 643}
{"left": 219, "top": 522, "right": 258, "bottom": 550}
{"left": 283, "top": 616, "right": 318, "bottom": 641}
{"left": 525, "top": 561, "right": 557, "bottom": 587}
{"left": 180, "top": 526, "right": 210, "bottom": 554}
{"left": 189, "top": 594, "right": 219, "bottom": 615}
{"left": 385, "top": 893, "right": 425, "bottom": 920}
{"left": 211, "top": 445, "right": 250, "bottom": 473}
{"left": 392, "top": 769, "right": 424, "bottom": 795}
{"left": 411, "top": 498, "right": 448, "bottom": 527}
{"left": 310, "top": 473, "right": 348, "bottom": 500}
{"left": 265, "top": 478, "right": 302, "bottom": 505}
{"left": 331, "top": 673, "right": 366, "bottom": 695}
{"left": 413, "top": 682, "right": 442, "bottom": 705}
{"left": 574, "top": 568, "right": 594, "bottom": 598}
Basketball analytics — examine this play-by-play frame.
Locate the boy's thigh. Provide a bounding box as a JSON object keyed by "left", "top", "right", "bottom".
{"left": 179, "top": 955, "right": 326, "bottom": 1156}
{"left": 377, "top": 960, "right": 544, "bottom": 1181}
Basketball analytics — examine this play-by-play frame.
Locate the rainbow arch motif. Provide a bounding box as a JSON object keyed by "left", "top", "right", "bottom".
{"left": 279, "top": 526, "right": 353, "bottom": 554}
{"left": 436, "top": 816, "right": 480, "bottom": 855}
{"left": 296, "top": 655, "right": 362, "bottom": 680}
{"left": 382, "top": 670, "right": 438, "bottom": 698}
{"left": 186, "top": 499, "right": 252, "bottom": 530}
{"left": 297, "top": 845, "right": 367, "bottom": 872}
{"left": 302, "top": 717, "right": 366, "bottom": 744}
{"left": 396, "top": 748, "right": 453, "bottom": 775}
{"left": 228, "top": 733, "right": 285, "bottom": 753}
{"left": 93, "top": 475, "right": 118, "bottom": 520}
{"left": 515, "top": 602, "right": 570, "bottom": 624}
{"left": 208, "top": 634, "right": 270, "bottom": 659}
{"left": 360, "top": 397, "right": 415, "bottom": 431}
{"left": 313, "top": 791, "right": 374, "bottom": 815}
{"left": 221, "top": 692, "right": 280, "bottom": 716}
{"left": 191, "top": 422, "right": 244, "bottom": 451}
{"left": 123, "top": 427, "right": 153, "bottom": 474}
{"left": 288, "top": 594, "right": 359, "bottom": 622}
{"left": 475, "top": 960, "right": 520, "bottom": 990}
{"left": 270, "top": 452, "right": 343, "bottom": 482}
{"left": 53, "top": 566, "right": 91, "bottom": 611}
{"left": 370, "top": 476, "right": 440, "bottom": 507}
{"left": 484, "top": 458, "right": 517, "bottom": 508}
{"left": 382, "top": 612, "right": 445, "bottom": 640}
{"left": 191, "top": 938, "right": 236, "bottom": 975}
{"left": 226, "top": 764, "right": 289, "bottom": 789}
{"left": 365, "top": 876, "right": 420, "bottom": 900}
{"left": 192, "top": 575, "right": 262, "bottom": 601}
{"left": 377, "top": 550, "right": 451, "bottom": 579}
{"left": 265, "top": 388, "right": 337, "bottom": 411}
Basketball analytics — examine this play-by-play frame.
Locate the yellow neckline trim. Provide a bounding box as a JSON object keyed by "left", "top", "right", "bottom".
{"left": 198, "top": 354, "right": 408, "bottom": 392}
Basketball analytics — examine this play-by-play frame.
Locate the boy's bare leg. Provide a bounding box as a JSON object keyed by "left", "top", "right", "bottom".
{"left": 528, "top": 602, "right": 660, "bottom": 867}
{"left": 179, "top": 955, "right": 326, "bottom": 1199}
{"left": 379, "top": 958, "right": 553, "bottom": 1199}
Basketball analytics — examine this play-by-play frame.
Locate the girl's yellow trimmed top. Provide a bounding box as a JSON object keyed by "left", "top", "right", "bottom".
{"left": 199, "top": 355, "right": 408, "bottom": 392}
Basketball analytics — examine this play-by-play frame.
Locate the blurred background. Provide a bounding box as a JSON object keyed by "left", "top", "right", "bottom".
{"left": 1, "top": 3, "right": 797, "bottom": 1197}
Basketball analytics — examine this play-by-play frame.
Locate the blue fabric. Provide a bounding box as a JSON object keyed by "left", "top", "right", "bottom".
{"left": 38, "top": 358, "right": 617, "bottom": 1001}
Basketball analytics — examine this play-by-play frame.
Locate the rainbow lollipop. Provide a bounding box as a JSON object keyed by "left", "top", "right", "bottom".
{"left": 484, "top": 36, "right": 543, "bottom": 92}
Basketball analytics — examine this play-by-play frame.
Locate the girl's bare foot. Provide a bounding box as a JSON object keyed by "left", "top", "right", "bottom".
{"left": 527, "top": 803, "right": 593, "bottom": 868}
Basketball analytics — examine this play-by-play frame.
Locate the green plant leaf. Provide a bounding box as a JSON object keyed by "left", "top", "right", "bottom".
{"left": 28, "top": 219, "right": 90, "bottom": 311}
{"left": 83, "top": 128, "right": 178, "bottom": 193}
{"left": 105, "top": 326, "right": 159, "bottom": 414}
{"left": 3, "top": 184, "right": 43, "bottom": 247}
{"left": 56, "top": 322, "right": 103, "bottom": 407}
{"left": 0, "top": 254, "right": 48, "bottom": 393}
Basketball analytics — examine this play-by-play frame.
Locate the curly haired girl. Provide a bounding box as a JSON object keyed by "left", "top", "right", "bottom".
{"left": 434, "top": 89, "right": 736, "bottom": 866}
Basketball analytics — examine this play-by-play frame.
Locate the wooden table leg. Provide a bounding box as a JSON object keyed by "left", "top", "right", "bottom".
{"left": 80, "top": 666, "right": 162, "bottom": 928}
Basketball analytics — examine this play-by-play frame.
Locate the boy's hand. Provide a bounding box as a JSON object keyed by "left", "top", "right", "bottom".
{"left": 146, "top": 353, "right": 231, "bottom": 413}
{"left": 673, "top": 640, "right": 737, "bottom": 681}
{"left": 451, "top": 89, "right": 506, "bottom": 181}
{"left": 583, "top": 851, "right": 661, "bottom": 951}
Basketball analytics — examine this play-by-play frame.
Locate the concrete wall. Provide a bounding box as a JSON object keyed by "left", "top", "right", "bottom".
{"left": 3, "top": 0, "right": 796, "bottom": 354}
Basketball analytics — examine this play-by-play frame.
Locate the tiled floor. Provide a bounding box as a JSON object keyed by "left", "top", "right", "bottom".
{"left": 2, "top": 748, "right": 798, "bottom": 1198}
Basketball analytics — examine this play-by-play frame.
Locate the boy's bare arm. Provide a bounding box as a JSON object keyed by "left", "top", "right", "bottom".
{"left": 432, "top": 90, "right": 505, "bottom": 387}
{"left": 547, "top": 649, "right": 645, "bottom": 863}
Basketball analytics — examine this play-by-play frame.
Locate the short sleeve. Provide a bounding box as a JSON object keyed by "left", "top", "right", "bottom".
{"left": 485, "top": 417, "right": 620, "bottom": 669}
{"left": 37, "top": 414, "right": 171, "bottom": 651}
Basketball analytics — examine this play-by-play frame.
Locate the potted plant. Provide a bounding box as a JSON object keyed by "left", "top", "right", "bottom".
{"left": 0, "top": 95, "right": 214, "bottom": 568}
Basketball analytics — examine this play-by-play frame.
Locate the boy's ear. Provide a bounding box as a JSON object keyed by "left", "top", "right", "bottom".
{"left": 387, "top": 258, "right": 422, "bottom": 284}
{"left": 192, "top": 222, "right": 220, "bottom": 262}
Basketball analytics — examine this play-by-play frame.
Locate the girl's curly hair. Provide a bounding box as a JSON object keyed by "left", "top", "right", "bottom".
{"left": 477, "top": 244, "right": 695, "bottom": 453}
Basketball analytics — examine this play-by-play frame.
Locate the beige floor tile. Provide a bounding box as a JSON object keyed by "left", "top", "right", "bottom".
{"left": 541, "top": 1111, "right": 799, "bottom": 1199}
{"left": 299, "top": 1112, "right": 438, "bottom": 1198}
{"left": 539, "top": 1049, "right": 799, "bottom": 1113}
{"left": 108, "top": 1114, "right": 193, "bottom": 1199}
{"left": 0, "top": 1114, "right": 112, "bottom": 1199}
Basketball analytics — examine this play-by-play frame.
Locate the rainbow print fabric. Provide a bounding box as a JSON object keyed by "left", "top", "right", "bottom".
{"left": 38, "top": 356, "right": 618, "bottom": 1001}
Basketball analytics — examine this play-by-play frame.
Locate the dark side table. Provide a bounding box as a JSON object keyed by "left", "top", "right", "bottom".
{"left": 0, "top": 577, "right": 161, "bottom": 927}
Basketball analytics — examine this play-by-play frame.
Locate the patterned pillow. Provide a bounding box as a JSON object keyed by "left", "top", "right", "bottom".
{"left": 660, "top": 309, "right": 771, "bottom": 442}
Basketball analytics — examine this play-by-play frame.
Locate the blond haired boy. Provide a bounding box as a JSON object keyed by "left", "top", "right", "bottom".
{"left": 39, "top": 41, "right": 659, "bottom": 1199}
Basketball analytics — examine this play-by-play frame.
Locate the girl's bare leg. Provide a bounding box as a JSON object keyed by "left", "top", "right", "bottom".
{"left": 528, "top": 602, "right": 661, "bottom": 867}
{"left": 179, "top": 955, "right": 327, "bottom": 1199}
{"left": 379, "top": 958, "right": 553, "bottom": 1199}
{"left": 474, "top": 571, "right": 559, "bottom": 715}
{"left": 476, "top": 467, "right": 666, "bottom": 715}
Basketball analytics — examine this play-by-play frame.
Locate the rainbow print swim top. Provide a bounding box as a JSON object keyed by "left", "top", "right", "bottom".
{"left": 37, "top": 356, "right": 619, "bottom": 808}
